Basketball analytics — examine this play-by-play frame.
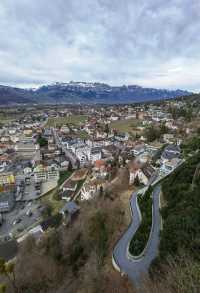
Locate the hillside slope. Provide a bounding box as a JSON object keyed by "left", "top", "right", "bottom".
{"left": 150, "top": 137, "right": 200, "bottom": 292}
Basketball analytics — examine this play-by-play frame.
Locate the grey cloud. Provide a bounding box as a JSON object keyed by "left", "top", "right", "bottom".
{"left": 0, "top": 0, "right": 200, "bottom": 90}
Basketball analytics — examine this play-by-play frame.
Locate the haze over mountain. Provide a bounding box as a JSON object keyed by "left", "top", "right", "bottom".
{"left": 0, "top": 82, "right": 191, "bottom": 105}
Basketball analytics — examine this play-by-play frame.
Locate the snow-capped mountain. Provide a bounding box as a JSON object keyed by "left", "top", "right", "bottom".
{"left": 0, "top": 82, "right": 191, "bottom": 105}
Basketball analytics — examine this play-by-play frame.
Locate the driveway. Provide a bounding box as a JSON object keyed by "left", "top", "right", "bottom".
{"left": 113, "top": 185, "right": 161, "bottom": 285}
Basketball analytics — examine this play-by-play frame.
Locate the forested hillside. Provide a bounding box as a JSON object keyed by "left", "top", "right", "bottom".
{"left": 150, "top": 136, "right": 200, "bottom": 292}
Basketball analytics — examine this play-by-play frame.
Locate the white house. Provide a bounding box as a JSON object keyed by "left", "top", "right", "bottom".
{"left": 89, "top": 147, "right": 102, "bottom": 163}
{"left": 60, "top": 125, "right": 70, "bottom": 134}
{"left": 75, "top": 146, "right": 90, "bottom": 165}
{"left": 163, "top": 134, "right": 175, "bottom": 144}
{"left": 137, "top": 152, "right": 151, "bottom": 164}
{"left": 160, "top": 158, "right": 182, "bottom": 175}
{"left": 131, "top": 145, "right": 145, "bottom": 156}
{"left": 81, "top": 183, "right": 97, "bottom": 201}
{"left": 129, "top": 163, "right": 155, "bottom": 186}
{"left": 137, "top": 165, "right": 155, "bottom": 185}
{"left": 161, "top": 145, "right": 181, "bottom": 163}
{"left": 62, "top": 180, "right": 77, "bottom": 193}
{"left": 23, "top": 167, "right": 32, "bottom": 175}
{"left": 33, "top": 164, "right": 59, "bottom": 183}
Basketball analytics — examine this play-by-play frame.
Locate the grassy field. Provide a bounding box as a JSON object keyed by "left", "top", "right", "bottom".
{"left": 58, "top": 170, "right": 73, "bottom": 186}
{"left": 40, "top": 187, "right": 64, "bottom": 215}
{"left": 46, "top": 115, "right": 88, "bottom": 127}
{"left": 0, "top": 113, "right": 17, "bottom": 125}
{"left": 40, "top": 171, "right": 73, "bottom": 214}
{"left": 110, "top": 118, "right": 140, "bottom": 134}
{"left": 76, "top": 130, "right": 90, "bottom": 140}
{"left": 75, "top": 179, "right": 85, "bottom": 193}
{"left": 40, "top": 168, "right": 88, "bottom": 213}
{"left": 74, "top": 178, "right": 87, "bottom": 201}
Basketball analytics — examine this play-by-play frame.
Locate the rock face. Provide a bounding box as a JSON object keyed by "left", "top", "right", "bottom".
{"left": 0, "top": 82, "right": 191, "bottom": 105}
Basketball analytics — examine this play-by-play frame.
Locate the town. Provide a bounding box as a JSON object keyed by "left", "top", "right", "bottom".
{"left": 0, "top": 98, "right": 197, "bottom": 259}
{"left": 1, "top": 0, "right": 200, "bottom": 291}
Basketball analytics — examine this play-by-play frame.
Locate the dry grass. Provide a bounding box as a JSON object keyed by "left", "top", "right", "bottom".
{"left": 40, "top": 187, "right": 65, "bottom": 215}
{"left": 119, "top": 187, "right": 137, "bottom": 224}
{"left": 71, "top": 168, "right": 88, "bottom": 181}
{"left": 46, "top": 115, "right": 88, "bottom": 127}
{"left": 110, "top": 118, "right": 140, "bottom": 134}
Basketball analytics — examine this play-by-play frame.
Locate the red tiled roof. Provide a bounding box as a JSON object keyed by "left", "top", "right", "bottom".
{"left": 95, "top": 160, "right": 106, "bottom": 169}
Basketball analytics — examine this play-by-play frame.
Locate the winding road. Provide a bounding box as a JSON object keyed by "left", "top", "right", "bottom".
{"left": 113, "top": 184, "right": 161, "bottom": 285}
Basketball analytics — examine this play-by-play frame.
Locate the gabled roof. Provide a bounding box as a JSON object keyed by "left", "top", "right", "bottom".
{"left": 141, "top": 164, "right": 155, "bottom": 179}
{"left": 61, "top": 189, "right": 74, "bottom": 198}
{"left": 63, "top": 180, "right": 77, "bottom": 190}
{"left": 164, "top": 144, "right": 181, "bottom": 153}
{"left": 161, "top": 144, "right": 181, "bottom": 160}
{"left": 60, "top": 201, "right": 80, "bottom": 215}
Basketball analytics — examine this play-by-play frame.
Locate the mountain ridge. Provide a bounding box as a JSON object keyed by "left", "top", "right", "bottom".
{"left": 0, "top": 82, "right": 192, "bottom": 105}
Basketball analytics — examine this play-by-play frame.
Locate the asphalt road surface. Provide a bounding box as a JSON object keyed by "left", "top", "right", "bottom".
{"left": 113, "top": 185, "right": 161, "bottom": 286}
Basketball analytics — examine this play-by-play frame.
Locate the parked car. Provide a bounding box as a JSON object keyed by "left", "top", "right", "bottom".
{"left": 26, "top": 209, "right": 32, "bottom": 217}
{"left": 35, "top": 183, "right": 41, "bottom": 190}
{"left": 17, "top": 227, "right": 24, "bottom": 233}
{"left": 4, "top": 235, "right": 11, "bottom": 241}
{"left": 13, "top": 218, "right": 21, "bottom": 225}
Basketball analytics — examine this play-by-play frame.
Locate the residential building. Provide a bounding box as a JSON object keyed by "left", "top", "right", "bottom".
{"left": 0, "top": 172, "right": 15, "bottom": 186}
{"left": 0, "top": 191, "right": 15, "bottom": 213}
{"left": 33, "top": 164, "right": 59, "bottom": 183}
{"left": 161, "top": 145, "right": 181, "bottom": 163}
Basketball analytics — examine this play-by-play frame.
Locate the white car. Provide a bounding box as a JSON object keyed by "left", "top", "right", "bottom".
{"left": 26, "top": 209, "right": 33, "bottom": 217}
{"left": 13, "top": 218, "right": 21, "bottom": 225}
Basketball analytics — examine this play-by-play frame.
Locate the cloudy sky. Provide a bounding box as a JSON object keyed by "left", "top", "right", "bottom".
{"left": 0, "top": 0, "right": 200, "bottom": 90}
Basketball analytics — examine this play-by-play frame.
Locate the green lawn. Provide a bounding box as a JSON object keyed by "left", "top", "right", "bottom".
{"left": 110, "top": 118, "right": 140, "bottom": 134}
{"left": 40, "top": 187, "right": 64, "bottom": 215}
{"left": 0, "top": 113, "right": 17, "bottom": 125}
{"left": 40, "top": 171, "right": 73, "bottom": 214}
{"left": 75, "top": 179, "right": 85, "bottom": 193}
{"left": 40, "top": 170, "right": 86, "bottom": 213}
{"left": 46, "top": 115, "right": 88, "bottom": 127}
{"left": 58, "top": 170, "right": 73, "bottom": 186}
{"left": 76, "top": 130, "right": 90, "bottom": 140}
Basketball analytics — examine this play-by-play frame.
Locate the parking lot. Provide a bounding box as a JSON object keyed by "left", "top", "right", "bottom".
{"left": 22, "top": 184, "right": 39, "bottom": 200}
{"left": 41, "top": 180, "right": 57, "bottom": 194}
{"left": 0, "top": 176, "right": 58, "bottom": 241}
{"left": 0, "top": 201, "right": 42, "bottom": 240}
{"left": 16, "top": 176, "right": 57, "bottom": 201}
